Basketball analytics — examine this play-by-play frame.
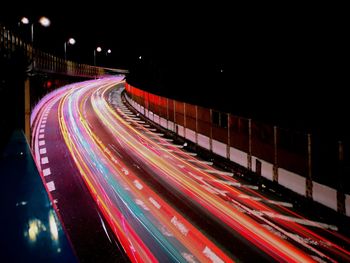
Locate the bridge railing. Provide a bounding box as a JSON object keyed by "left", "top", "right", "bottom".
{"left": 125, "top": 83, "right": 349, "bottom": 216}
{"left": 0, "top": 24, "right": 121, "bottom": 78}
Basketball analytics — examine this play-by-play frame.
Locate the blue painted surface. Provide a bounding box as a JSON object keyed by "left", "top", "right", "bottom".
{"left": 0, "top": 130, "right": 77, "bottom": 262}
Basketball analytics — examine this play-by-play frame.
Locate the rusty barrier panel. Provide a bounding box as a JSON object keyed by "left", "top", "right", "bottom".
{"left": 148, "top": 93, "right": 158, "bottom": 114}
{"left": 168, "top": 99, "right": 175, "bottom": 122}
{"left": 159, "top": 96, "right": 167, "bottom": 119}
{"left": 229, "top": 115, "right": 249, "bottom": 153}
{"left": 185, "top": 103, "right": 196, "bottom": 131}
{"left": 277, "top": 127, "right": 308, "bottom": 177}
{"left": 175, "top": 101, "right": 185, "bottom": 126}
{"left": 197, "top": 105, "right": 211, "bottom": 137}
{"left": 251, "top": 120, "right": 274, "bottom": 164}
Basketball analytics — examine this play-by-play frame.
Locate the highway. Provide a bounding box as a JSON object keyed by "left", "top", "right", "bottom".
{"left": 31, "top": 77, "right": 350, "bottom": 262}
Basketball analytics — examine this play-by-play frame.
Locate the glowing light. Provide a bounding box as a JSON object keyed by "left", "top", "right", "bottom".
{"left": 107, "top": 49, "right": 112, "bottom": 54}
{"left": 21, "top": 17, "right": 29, "bottom": 24}
{"left": 49, "top": 211, "right": 59, "bottom": 241}
{"left": 96, "top": 47, "right": 102, "bottom": 52}
{"left": 68, "top": 38, "right": 76, "bottom": 45}
{"left": 39, "top": 16, "right": 51, "bottom": 27}
{"left": 28, "top": 219, "right": 46, "bottom": 242}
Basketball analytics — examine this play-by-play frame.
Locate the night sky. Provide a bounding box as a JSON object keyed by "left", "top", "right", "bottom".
{"left": 1, "top": 3, "right": 348, "bottom": 138}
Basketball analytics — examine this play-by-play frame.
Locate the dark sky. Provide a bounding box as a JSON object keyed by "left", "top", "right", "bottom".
{"left": 1, "top": 3, "right": 348, "bottom": 134}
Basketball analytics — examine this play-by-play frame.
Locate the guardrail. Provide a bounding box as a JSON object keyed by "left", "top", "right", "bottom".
{"left": 0, "top": 24, "right": 127, "bottom": 77}
{"left": 125, "top": 83, "right": 350, "bottom": 217}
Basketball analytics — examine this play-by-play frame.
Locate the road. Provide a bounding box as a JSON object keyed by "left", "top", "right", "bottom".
{"left": 31, "top": 77, "right": 350, "bottom": 262}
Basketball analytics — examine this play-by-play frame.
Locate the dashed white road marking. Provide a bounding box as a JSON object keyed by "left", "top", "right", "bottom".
{"left": 39, "top": 129, "right": 45, "bottom": 133}
{"left": 238, "top": 194, "right": 293, "bottom": 208}
{"left": 40, "top": 124, "right": 45, "bottom": 128}
{"left": 184, "top": 152, "right": 197, "bottom": 156}
{"left": 214, "top": 179, "right": 259, "bottom": 190}
{"left": 133, "top": 180, "right": 143, "bottom": 190}
{"left": 262, "top": 211, "right": 338, "bottom": 231}
{"left": 41, "top": 157, "right": 49, "bottom": 164}
{"left": 159, "top": 143, "right": 184, "bottom": 148}
{"left": 46, "top": 181, "right": 56, "bottom": 192}
{"left": 187, "top": 159, "right": 213, "bottom": 165}
{"left": 201, "top": 169, "right": 233, "bottom": 176}
{"left": 203, "top": 246, "right": 224, "bottom": 263}
{"left": 149, "top": 197, "right": 161, "bottom": 209}
{"left": 39, "top": 148, "right": 47, "bottom": 154}
{"left": 146, "top": 131, "right": 164, "bottom": 136}
{"left": 43, "top": 167, "right": 51, "bottom": 176}
{"left": 39, "top": 140, "right": 45, "bottom": 146}
{"left": 171, "top": 216, "right": 189, "bottom": 236}
{"left": 39, "top": 134, "right": 45, "bottom": 139}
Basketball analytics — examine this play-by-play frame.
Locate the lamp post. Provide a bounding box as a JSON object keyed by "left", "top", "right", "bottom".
{"left": 21, "top": 16, "right": 51, "bottom": 142}
{"left": 20, "top": 16, "right": 51, "bottom": 45}
{"left": 94, "top": 46, "right": 102, "bottom": 67}
{"left": 19, "top": 16, "right": 50, "bottom": 143}
{"left": 64, "top": 38, "right": 76, "bottom": 60}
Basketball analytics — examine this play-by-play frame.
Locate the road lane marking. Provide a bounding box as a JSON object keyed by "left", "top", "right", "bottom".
{"left": 39, "top": 134, "right": 45, "bottom": 139}
{"left": 186, "top": 159, "right": 213, "bottom": 165}
{"left": 262, "top": 211, "right": 338, "bottom": 231}
{"left": 184, "top": 152, "right": 197, "bottom": 156}
{"left": 43, "top": 168, "right": 51, "bottom": 176}
{"left": 39, "top": 129, "right": 45, "bottom": 133}
{"left": 203, "top": 246, "right": 224, "bottom": 263}
{"left": 133, "top": 180, "right": 143, "bottom": 190}
{"left": 201, "top": 169, "right": 233, "bottom": 176}
{"left": 41, "top": 157, "right": 49, "bottom": 164}
{"left": 214, "top": 180, "right": 259, "bottom": 190}
{"left": 46, "top": 181, "right": 55, "bottom": 192}
{"left": 159, "top": 143, "right": 184, "bottom": 148}
{"left": 39, "top": 148, "right": 47, "bottom": 154}
{"left": 149, "top": 197, "right": 161, "bottom": 209}
{"left": 238, "top": 194, "right": 293, "bottom": 208}
{"left": 171, "top": 216, "right": 189, "bottom": 236}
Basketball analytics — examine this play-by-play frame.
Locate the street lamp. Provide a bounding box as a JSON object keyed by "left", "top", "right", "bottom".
{"left": 64, "top": 38, "right": 76, "bottom": 60}
{"left": 94, "top": 46, "right": 102, "bottom": 67}
{"left": 20, "top": 16, "right": 51, "bottom": 45}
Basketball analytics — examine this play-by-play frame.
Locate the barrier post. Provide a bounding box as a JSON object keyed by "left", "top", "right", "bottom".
{"left": 227, "top": 113, "right": 230, "bottom": 159}
{"left": 195, "top": 105, "right": 198, "bottom": 145}
{"left": 273, "top": 126, "right": 278, "bottom": 182}
{"left": 306, "top": 133, "right": 313, "bottom": 199}
{"left": 337, "top": 141, "right": 345, "bottom": 214}
{"left": 248, "top": 119, "right": 252, "bottom": 170}
{"left": 209, "top": 109, "right": 213, "bottom": 152}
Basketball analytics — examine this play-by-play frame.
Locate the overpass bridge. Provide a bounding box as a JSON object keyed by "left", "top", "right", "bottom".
{"left": 1, "top": 23, "right": 350, "bottom": 262}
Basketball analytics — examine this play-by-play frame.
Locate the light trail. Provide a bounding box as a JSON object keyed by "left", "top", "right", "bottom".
{"left": 31, "top": 77, "right": 350, "bottom": 262}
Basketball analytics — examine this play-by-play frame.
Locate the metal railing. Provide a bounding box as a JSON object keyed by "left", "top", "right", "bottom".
{"left": 0, "top": 24, "right": 127, "bottom": 78}
{"left": 125, "top": 83, "right": 349, "bottom": 214}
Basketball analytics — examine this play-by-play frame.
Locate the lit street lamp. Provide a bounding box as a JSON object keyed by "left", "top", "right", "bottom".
{"left": 64, "top": 38, "right": 76, "bottom": 60}
{"left": 20, "top": 16, "right": 51, "bottom": 45}
{"left": 94, "top": 46, "right": 102, "bottom": 67}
